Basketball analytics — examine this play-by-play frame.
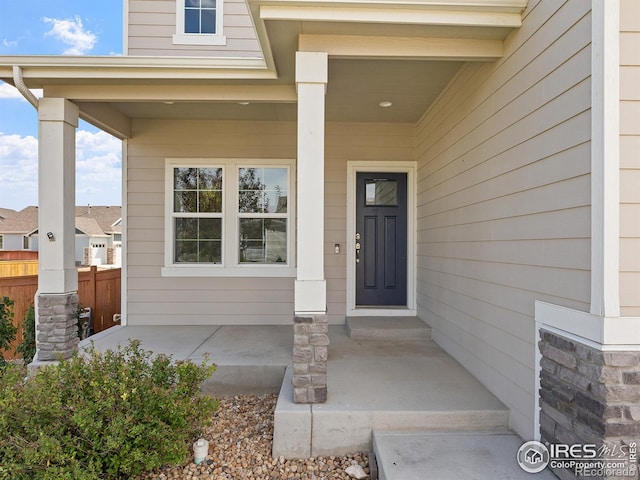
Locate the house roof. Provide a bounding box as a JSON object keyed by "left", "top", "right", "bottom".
{"left": 0, "top": 206, "right": 121, "bottom": 236}
{"left": 0, "top": 208, "right": 17, "bottom": 220}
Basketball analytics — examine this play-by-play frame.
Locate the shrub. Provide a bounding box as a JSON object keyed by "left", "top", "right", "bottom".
{"left": 0, "top": 297, "right": 17, "bottom": 366}
{"left": 16, "top": 304, "right": 36, "bottom": 365}
{"left": 0, "top": 340, "right": 218, "bottom": 480}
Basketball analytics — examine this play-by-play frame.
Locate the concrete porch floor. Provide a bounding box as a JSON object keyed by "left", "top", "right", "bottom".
{"left": 81, "top": 323, "right": 547, "bottom": 477}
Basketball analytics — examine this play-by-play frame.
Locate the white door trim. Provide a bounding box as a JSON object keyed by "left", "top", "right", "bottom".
{"left": 346, "top": 161, "right": 417, "bottom": 317}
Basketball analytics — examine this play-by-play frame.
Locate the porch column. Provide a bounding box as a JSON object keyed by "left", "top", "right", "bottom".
{"left": 35, "top": 98, "right": 79, "bottom": 362}
{"left": 293, "top": 52, "right": 329, "bottom": 403}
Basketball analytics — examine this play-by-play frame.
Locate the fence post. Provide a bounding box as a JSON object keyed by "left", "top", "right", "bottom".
{"left": 88, "top": 266, "right": 97, "bottom": 331}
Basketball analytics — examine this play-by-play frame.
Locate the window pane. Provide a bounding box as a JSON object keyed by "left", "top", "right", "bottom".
{"left": 185, "top": 0, "right": 200, "bottom": 7}
{"left": 184, "top": 8, "right": 200, "bottom": 33}
{"left": 365, "top": 179, "right": 398, "bottom": 206}
{"left": 175, "top": 240, "right": 197, "bottom": 263}
{"left": 198, "top": 168, "right": 222, "bottom": 190}
{"left": 199, "top": 191, "right": 222, "bottom": 213}
{"left": 239, "top": 167, "right": 288, "bottom": 213}
{"left": 175, "top": 218, "right": 198, "bottom": 239}
{"left": 201, "top": 10, "right": 216, "bottom": 33}
{"left": 199, "top": 241, "right": 221, "bottom": 262}
{"left": 174, "top": 218, "right": 222, "bottom": 263}
{"left": 174, "top": 167, "right": 198, "bottom": 190}
{"left": 174, "top": 191, "right": 198, "bottom": 213}
{"left": 201, "top": 0, "right": 216, "bottom": 7}
{"left": 239, "top": 218, "right": 287, "bottom": 263}
{"left": 199, "top": 218, "right": 221, "bottom": 239}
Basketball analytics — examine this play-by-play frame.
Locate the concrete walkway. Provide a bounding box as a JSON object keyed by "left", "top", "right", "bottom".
{"left": 373, "top": 431, "right": 557, "bottom": 480}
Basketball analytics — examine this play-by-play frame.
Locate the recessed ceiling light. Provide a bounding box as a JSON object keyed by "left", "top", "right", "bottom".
{"left": 238, "top": 101, "right": 250, "bottom": 106}
{"left": 162, "top": 101, "right": 174, "bottom": 105}
{"left": 378, "top": 101, "right": 393, "bottom": 108}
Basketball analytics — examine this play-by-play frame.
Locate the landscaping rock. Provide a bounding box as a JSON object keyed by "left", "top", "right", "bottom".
{"left": 138, "top": 394, "right": 369, "bottom": 480}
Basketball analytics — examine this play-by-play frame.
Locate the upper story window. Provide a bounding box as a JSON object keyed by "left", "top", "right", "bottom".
{"left": 0, "top": 235, "right": 3, "bottom": 250}
{"left": 173, "top": 0, "right": 226, "bottom": 46}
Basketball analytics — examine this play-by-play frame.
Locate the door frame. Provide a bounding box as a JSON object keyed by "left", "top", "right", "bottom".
{"left": 346, "top": 161, "right": 417, "bottom": 317}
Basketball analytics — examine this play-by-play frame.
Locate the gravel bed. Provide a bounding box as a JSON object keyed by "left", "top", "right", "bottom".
{"left": 141, "top": 394, "right": 370, "bottom": 480}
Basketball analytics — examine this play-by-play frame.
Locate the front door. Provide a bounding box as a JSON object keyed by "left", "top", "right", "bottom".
{"left": 355, "top": 172, "right": 407, "bottom": 306}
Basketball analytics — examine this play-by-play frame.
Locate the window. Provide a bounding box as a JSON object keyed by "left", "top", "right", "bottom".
{"left": 113, "top": 234, "right": 122, "bottom": 242}
{"left": 163, "top": 159, "right": 294, "bottom": 277}
{"left": 172, "top": 166, "right": 223, "bottom": 264}
{"left": 173, "top": 0, "right": 226, "bottom": 46}
{"left": 22, "top": 235, "right": 29, "bottom": 250}
{"left": 0, "top": 235, "right": 3, "bottom": 250}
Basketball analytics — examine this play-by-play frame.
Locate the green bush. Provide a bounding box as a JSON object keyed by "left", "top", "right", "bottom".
{"left": 0, "top": 297, "right": 17, "bottom": 366}
{"left": 16, "top": 304, "right": 36, "bottom": 365}
{"left": 0, "top": 340, "right": 218, "bottom": 480}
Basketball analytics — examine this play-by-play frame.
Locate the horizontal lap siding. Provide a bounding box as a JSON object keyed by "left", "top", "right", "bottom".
{"left": 415, "top": 0, "right": 592, "bottom": 439}
{"left": 126, "top": 119, "right": 413, "bottom": 325}
{"left": 619, "top": 0, "right": 640, "bottom": 316}
{"left": 127, "top": 0, "right": 261, "bottom": 57}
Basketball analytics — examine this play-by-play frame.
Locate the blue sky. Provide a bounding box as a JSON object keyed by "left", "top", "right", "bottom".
{"left": 0, "top": 1, "right": 123, "bottom": 211}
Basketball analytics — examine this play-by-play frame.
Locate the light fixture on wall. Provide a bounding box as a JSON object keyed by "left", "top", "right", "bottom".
{"left": 46, "top": 232, "right": 55, "bottom": 242}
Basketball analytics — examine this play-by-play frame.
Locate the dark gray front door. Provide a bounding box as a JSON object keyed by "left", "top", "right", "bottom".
{"left": 355, "top": 172, "right": 407, "bottom": 306}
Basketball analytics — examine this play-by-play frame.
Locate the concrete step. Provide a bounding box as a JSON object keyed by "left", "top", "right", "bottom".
{"left": 273, "top": 327, "right": 510, "bottom": 459}
{"left": 373, "top": 430, "right": 558, "bottom": 480}
{"left": 345, "top": 316, "right": 431, "bottom": 341}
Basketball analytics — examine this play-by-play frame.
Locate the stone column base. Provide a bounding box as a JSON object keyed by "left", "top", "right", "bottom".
{"left": 539, "top": 329, "right": 640, "bottom": 480}
{"left": 37, "top": 292, "right": 79, "bottom": 361}
{"left": 293, "top": 314, "right": 329, "bottom": 403}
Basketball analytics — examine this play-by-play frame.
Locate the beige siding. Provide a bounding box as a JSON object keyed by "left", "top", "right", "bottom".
{"left": 126, "top": 119, "right": 413, "bottom": 325}
{"left": 127, "top": 0, "right": 262, "bottom": 57}
{"left": 415, "top": 0, "right": 592, "bottom": 438}
{"left": 619, "top": 0, "right": 640, "bottom": 316}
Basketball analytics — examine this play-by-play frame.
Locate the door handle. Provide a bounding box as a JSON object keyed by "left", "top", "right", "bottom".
{"left": 355, "top": 240, "right": 361, "bottom": 264}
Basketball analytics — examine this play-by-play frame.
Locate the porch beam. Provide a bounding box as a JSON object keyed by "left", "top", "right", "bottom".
{"left": 37, "top": 98, "right": 79, "bottom": 294}
{"left": 77, "top": 102, "right": 132, "bottom": 140}
{"left": 295, "top": 51, "right": 328, "bottom": 314}
{"left": 45, "top": 85, "right": 297, "bottom": 103}
{"left": 260, "top": 5, "right": 524, "bottom": 28}
{"left": 298, "top": 34, "right": 504, "bottom": 60}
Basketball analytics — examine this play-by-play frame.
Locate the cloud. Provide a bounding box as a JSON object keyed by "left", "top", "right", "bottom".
{"left": 0, "top": 82, "right": 43, "bottom": 100}
{"left": 0, "top": 130, "right": 121, "bottom": 211}
{"left": 2, "top": 38, "right": 18, "bottom": 48}
{"left": 43, "top": 16, "right": 97, "bottom": 55}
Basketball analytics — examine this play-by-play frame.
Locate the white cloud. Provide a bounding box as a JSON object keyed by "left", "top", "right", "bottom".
{"left": 0, "top": 82, "right": 43, "bottom": 100}
{"left": 0, "top": 130, "right": 121, "bottom": 211}
{"left": 2, "top": 38, "right": 18, "bottom": 48}
{"left": 43, "top": 16, "right": 97, "bottom": 55}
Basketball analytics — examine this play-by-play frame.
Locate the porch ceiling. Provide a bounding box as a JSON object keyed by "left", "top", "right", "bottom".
{"left": 107, "top": 58, "right": 463, "bottom": 123}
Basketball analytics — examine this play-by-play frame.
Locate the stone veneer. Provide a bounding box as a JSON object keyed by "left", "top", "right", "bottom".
{"left": 539, "top": 329, "right": 640, "bottom": 480}
{"left": 36, "top": 292, "right": 79, "bottom": 361}
{"left": 293, "top": 315, "right": 329, "bottom": 403}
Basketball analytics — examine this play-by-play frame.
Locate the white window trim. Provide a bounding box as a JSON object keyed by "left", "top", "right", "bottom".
{"left": 173, "top": 0, "right": 227, "bottom": 46}
{"left": 162, "top": 158, "right": 296, "bottom": 277}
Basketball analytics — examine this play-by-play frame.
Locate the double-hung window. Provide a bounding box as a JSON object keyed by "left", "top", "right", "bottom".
{"left": 163, "top": 159, "right": 295, "bottom": 277}
{"left": 173, "top": 0, "right": 226, "bottom": 45}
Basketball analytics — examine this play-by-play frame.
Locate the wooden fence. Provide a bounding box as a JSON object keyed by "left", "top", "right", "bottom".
{"left": 0, "top": 267, "right": 121, "bottom": 361}
{"left": 0, "top": 260, "right": 39, "bottom": 277}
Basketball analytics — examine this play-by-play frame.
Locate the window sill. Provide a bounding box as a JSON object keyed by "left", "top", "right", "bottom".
{"left": 172, "top": 33, "right": 227, "bottom": 46}
{"left": 161, "top": 266, "right": 296, "bottom": 278}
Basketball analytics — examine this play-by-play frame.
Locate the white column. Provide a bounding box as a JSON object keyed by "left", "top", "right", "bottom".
{"left": 295, "top": 52, "right": 328, "bottom": 314}
{"left": 38, "top": 98, "right": 79, "bottom": 294}
{"left": 590, "top": 0, "right": 620, "bottom": 317}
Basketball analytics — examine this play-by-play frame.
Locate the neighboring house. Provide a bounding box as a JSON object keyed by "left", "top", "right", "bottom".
{"left": 0, "top": 208, "right": 17, "bottom": 249}
{"left": 0, "top": 206, "right": 122, "bottom": 266}
{"left": 1, "top": 0, "right": 639, "bottom": 465}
